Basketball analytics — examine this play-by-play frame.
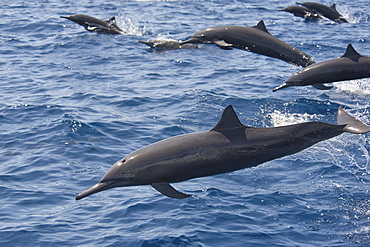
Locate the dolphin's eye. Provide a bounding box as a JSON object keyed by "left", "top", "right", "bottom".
{"left": 117, "top": 159, "right": 126, "bottom": 167}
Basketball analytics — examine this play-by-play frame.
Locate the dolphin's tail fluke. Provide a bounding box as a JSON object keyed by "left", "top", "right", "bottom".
{"left": 338, "top": 106, "right": 370, "bottom": 134}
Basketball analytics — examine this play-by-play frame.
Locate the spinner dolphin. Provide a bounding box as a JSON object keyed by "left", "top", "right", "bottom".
{"left": 76, "top": 105, "right": 370, "bottom": 200}
{"left": 180, "top": 20, "right": 315, "bottom": 67}
{"left": 61, "top": 14, "right": 124, "bottom": 34}
{"left": 273, "top": 44, "right": 370, "bottom": 91}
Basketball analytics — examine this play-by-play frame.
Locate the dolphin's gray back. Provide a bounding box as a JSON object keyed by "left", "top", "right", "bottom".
{"left": 183, "top": 24, "right": 315, "bottom": 67}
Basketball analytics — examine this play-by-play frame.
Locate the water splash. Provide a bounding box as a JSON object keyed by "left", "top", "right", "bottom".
{"left": 115, "top": 14, "right": 146, "bottom": 36}
{"left": 335, "top": 79, "right": 370, "bottom": 96}
{"left": 268, "top": 110, "right": 323, "bottom": 127}
{"left": 268, "top": 106, "right": 370, "bottom": 179}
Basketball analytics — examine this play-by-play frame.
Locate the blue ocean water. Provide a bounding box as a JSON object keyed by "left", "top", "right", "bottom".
{"left": 1, "top": 0, "right": 370, "bottom": 246}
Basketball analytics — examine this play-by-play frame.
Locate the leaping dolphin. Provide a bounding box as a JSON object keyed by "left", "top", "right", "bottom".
{"left": 273, "top": 44, "right": 370, "bottom": 91}
{"left": 297, "top": 2, "right": 348, "bottom": 23}
{"left": 76, "top": 105, "right": 370, "bottom": 200}
{"left": 61, "top": 14, "right": 124, "bottom": 34}
{"left": 180, "top": 20, "right": 315, "bottom": 67}
{"left": 280, "top": 5, "right": 322, "bottom": 20}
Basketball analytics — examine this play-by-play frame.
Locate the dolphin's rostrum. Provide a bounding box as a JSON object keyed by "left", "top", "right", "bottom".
{"left": 76, "top": 105, "right": 370, "bottom": 200}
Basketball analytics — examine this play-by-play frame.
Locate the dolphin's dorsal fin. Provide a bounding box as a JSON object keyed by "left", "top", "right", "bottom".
{"left": 211, "top": 105, "right": 245, "bottom": 131}
{"left": 151, "top": 182, "right": 190, "bottom": 199}
{"left": 341, "top": 44, "right": 362, "bottom": 61}
{"left": 330, "top": 4, "right": 337, "bottom": 11}
{"left": 107, "top": 16, "right": 116, "bottom": 23}
{"left": 251, "top": 20, "right": 270, "bottom": 34}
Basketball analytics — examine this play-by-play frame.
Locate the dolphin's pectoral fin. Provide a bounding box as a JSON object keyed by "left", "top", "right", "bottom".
{"left": 213, "top": 40, "right": 233, "bottom": 50}
{"left": 312, "top": 83, "right": 333, "bottom": 90}
{"left": 151, "top": 182, "right": 190, "bottom": 199}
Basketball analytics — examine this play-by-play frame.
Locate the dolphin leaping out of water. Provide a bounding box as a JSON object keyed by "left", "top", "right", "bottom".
{"left": 76, "top": 105, "right": 370, "bottom": 200}
{"left": 280, "top": 5, "right": 322, "bottom": 20}
{"left": 61, "top": 14, "right": 124, "bottom": 34}
{"left": 297, "top": 2, "right": 348, "bottom": 23}
{"left": 273, "top": 44, "right": 370, "bottom": 91}
{"left": 179, "top": 20, "right": 315, "bottom": 67}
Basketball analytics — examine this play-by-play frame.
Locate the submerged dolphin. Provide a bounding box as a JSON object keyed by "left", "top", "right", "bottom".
{"left": 61, "top": 14, "right": 124, "bottom": 34}
{"left": 297, "top": 2, "right": 348, "bottom": 23}
{"left": 138, "top": 39, "right": 199, "bottom": 51}
{"left": 180, "top": 20, "right": 315, "bottom": 67}
{"left": 76, "top": 105, "right": 370, "bottom": 200}
{"left": 280, "top": 5, "right": 322, "bottom": 20}
{"left": 273, "top": 44, "right": 370, "bottom": 91}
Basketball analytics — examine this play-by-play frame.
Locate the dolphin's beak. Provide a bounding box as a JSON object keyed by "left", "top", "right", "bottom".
{"left": 138, "top": 40, "right": 154, "bottom": 47}
{"left": 60, "top": 15, "right": 81, "bottom": 25}
{"left": 75, "top": 181, "right": 116, "bottom": 200}
{"left": 60, "top": 16, "right": 72, "bottom": 20}
{"left": 180, "top": 38, "right": 199, "bottom": 44}
{"left": 272, "top": 83, "right": 289, "bottom": 92}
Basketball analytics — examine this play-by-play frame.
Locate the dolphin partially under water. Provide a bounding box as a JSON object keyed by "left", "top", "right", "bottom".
{"left": 297, "top": 2, "right": 348, "bottom": 23}
{"left": 76, "top": 105, "right": 370, "bottom": 200}
{"left": 61, "top": 14, "right": 124, "bottom": 34}
{"left": 273, "top": 44, "right": 370, "bottom": 91}
{"left": 138, "top": 39, "right": 199, "bottom": 51}
{"left": 179, "top": 20, "right": 315, "bottom": 67}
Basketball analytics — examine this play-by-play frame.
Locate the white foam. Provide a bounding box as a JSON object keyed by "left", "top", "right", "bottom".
{"left": 115, "top": 15, "right": 146, "bottom": 36}
{"left": 335, "top": 79, "right": 370, "bottom": 95}
{"left": 268, "top": 110, "right": 322, "bottom": 127}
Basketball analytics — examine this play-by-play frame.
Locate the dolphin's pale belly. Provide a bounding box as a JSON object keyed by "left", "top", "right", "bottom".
{"left": 131, "top": 122, "right": 344, "bottom": 184}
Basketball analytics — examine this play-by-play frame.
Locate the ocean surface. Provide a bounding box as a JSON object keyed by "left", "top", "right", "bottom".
{"left": 1, "top": 0, "right": 370, "bottom": 246}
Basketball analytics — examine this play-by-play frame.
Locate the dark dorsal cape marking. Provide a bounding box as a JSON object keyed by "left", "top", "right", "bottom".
{"left": 341, "top": 44, "right": 362, "bottom": 62}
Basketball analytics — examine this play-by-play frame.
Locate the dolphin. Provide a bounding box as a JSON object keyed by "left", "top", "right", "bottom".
{"left": 138, "top": 39, "right": 199, "bottom": 51}
{"left": 273, "top": 44, "right": 370, "bottom": 91}
{"left": 61, "top": 14, "right": 124, "bottom": 34}
{"left": 180, "top": 20, "right": 315, "bottom": 67}
{"left": 75, "top": 105, "right": 370, "bottom": 200}
{"left": 297, "top": 2, "right": 348, "bottom": 23}
{"left": 280, "top": 5, "right": 322, "bottom": 20}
